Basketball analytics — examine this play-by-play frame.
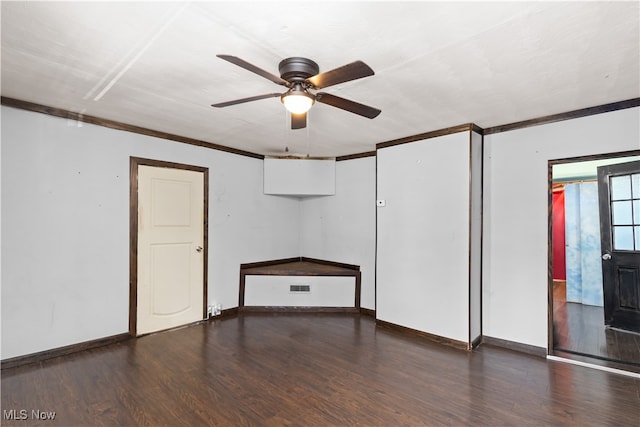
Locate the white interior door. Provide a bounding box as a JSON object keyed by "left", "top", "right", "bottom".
{"left": 137, "top": 165, "right": 205, "bottom": 335}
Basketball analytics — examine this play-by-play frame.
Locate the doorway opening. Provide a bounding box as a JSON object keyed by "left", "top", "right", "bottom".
{"left": 549, "top": 150, "right": 640, "bottom": 373}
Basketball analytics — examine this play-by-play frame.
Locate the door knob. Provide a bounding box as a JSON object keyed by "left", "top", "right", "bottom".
{"left": 602, "top": 253, "right": 611, "bottom": 261}
{"left": 196, "top": 246, "right": 203, "bottom": 253}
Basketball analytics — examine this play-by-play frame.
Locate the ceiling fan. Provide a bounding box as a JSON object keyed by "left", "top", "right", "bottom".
{"left": 211, "top": 55, "right": 381, "bottom": 129}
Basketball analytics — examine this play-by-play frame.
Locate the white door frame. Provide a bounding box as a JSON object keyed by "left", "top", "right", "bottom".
{"left": 129, "top": 157, "right": 208, "bottom": 336}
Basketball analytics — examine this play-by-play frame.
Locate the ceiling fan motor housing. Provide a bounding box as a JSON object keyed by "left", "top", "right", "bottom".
{"left": 278, "top": 57, "right": 319, "bottom": 83}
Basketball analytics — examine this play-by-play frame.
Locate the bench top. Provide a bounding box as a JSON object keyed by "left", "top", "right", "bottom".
{"left": 241, "top": 260, "right": 359, "bottom": 276}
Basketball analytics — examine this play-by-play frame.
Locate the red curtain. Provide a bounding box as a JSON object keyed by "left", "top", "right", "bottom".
{"left": 552, "top": 189, "right": 566, "bottom": 280}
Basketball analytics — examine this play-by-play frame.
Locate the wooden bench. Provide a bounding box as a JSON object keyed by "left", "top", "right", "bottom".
{"left": 239, "top": 257, "right": 361, "bottom": 312}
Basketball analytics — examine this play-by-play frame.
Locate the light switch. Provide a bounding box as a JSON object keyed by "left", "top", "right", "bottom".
{"left": 376, "top": 199, "right": 386, "bottom": 207}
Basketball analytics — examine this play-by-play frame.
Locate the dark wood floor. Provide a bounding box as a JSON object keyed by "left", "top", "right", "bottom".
{"left": 553, "top": 281, "right": 640, "bottom": 367}
{"left": 3, "top": 313, "right": 640, "bottom": 426}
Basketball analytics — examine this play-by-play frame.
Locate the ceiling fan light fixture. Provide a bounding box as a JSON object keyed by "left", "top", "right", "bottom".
{"left": 213, "top": 55, "right": 380, "bottom": 129}
{"left": 281, "top": 87, "right": 315, "bottom": 114}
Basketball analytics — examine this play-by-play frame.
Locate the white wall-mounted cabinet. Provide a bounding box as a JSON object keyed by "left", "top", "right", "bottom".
{"left": 376, "top": 128, "right": 482, "bottom": 348}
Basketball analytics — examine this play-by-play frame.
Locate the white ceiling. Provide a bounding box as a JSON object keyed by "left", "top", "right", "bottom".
{"left": 2, "top": 1, "right": 638, "bottom": 158}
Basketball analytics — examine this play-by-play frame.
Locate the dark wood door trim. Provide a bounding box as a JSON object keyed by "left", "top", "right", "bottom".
{"left": 129, "top": 157, "right": 209, "bottom": 336}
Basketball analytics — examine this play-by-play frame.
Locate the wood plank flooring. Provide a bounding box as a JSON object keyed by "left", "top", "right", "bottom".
{"left": 553, "top": 281, "right": 640, "bottom": 367}
{"left": 2, "top": 313, "right": 640, "bottom": 426}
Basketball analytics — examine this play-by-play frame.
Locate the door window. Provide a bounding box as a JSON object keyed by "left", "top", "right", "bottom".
{"left": 610, "top": 173, "right": 640, "bottom": 251}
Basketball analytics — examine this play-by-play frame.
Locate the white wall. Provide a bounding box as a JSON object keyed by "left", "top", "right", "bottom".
{"left": 483, "top": 107, "right": 640, "bottom": 348}
{"left": 264, "top": 158, "right": 336, "bottom": 196}
{"left": 244, "top": 276, "right": 356, "bottom": 307}
{"left": 299, "top": 157, "right": 376, "bottom": 310}
{"left": 1, "top": 106, "right": 300, "bottom": 359}
{"left": 377, "top": 132, "right": 472, "bottom": 342}
{"left": 6, "top": 103, "right": 636, "bottom": 359}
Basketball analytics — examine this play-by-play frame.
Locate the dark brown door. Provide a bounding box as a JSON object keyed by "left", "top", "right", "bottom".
{"left": 597, "top": 160, "right": 640, "bottom": 333}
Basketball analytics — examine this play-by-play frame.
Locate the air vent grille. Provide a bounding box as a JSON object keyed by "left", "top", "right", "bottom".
{"left": 290, "top": 284, "right": 311, "bottom": 293}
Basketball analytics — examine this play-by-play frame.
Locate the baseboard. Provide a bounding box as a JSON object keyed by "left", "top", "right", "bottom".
{"left": 360, "top": 307, "right": 376, "bottom": 317}
{"left": 239, "top": 306, "right": 360, "bottom": 314}
{"left": 550, "top": 350, "right": 640, "bottom": 374}
{"left": 208, "top": 307, "right": 239, "bottom": 320}
{"left": 481, "top": 335, "right": 547, "bottom": 358}
{"left": 3, "top": 310, "right": 244, "bottom": 369}
{"left": 470, "top": 335, "right": 483, "bottom": 349}
{"left": 1, "top": 333, "right": 132, "bottom": 370}
{"left": 234, "top": 305, "right": 374, "bottom": 317}
{"left": 375, "top": 319, "right": 469, "bottom": 351}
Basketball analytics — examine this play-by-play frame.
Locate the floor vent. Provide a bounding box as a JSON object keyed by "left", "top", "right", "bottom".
{"left": 290, "top": 284, "right": 311, "bottom": 293}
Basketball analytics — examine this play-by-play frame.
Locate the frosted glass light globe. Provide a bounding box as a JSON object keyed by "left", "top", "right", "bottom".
{"left": 282, "top": 94, "right": 314, "bottom": 114}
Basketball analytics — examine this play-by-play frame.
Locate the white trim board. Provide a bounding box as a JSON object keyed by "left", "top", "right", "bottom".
{"left": 546, "top": 355, "right": 640, "bottom": 379}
